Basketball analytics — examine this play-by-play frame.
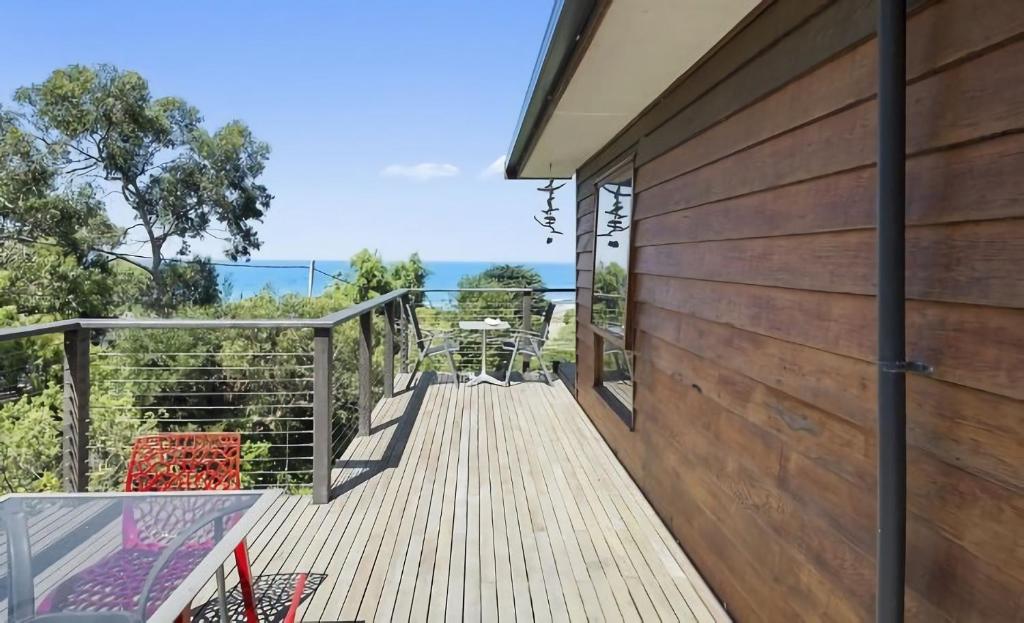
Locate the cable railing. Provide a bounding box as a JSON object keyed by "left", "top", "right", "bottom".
{"left": 0, "top": 292, "right": 406, "bottom": 503}
{"left": 88, "top": 332, "right": 318, "bottom": 492}
{"left": 0, "top": 287, "right": 575, "bottom": 503}
{"left": 329, "top": 305, "right": 396, "bottom": 467}
{"left": 410, "top": 288, "right": 575, "bottom": 379}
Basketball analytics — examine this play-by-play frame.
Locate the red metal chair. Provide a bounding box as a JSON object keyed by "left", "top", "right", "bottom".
{"left": 36, "top": 433, "right": 306, "bottom": 622}
{"left": 123, "top": 433, "right": 307, "bottom": 623}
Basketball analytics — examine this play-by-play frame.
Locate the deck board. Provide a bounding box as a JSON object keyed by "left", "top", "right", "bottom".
{"left": 212, "top": 372, "right": 729, "bottom": 622}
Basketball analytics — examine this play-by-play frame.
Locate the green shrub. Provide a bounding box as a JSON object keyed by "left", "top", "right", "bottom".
{"left": 0, "top": 385, "right": 61, "bottom": 492}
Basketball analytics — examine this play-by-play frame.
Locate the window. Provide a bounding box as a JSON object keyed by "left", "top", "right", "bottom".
{"left": 591, "top": 168, "right": 632, "bottom": 335}
{"left": 591, "top": 164, "right": 634, "bottom": 423}
{"left": 601, "top": 342, "right": 633, "bottom": 413}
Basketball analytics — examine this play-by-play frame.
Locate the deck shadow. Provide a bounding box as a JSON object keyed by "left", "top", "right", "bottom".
{"left": 191, "top": 572, "right": 326, "bottom": 623}
{"left": 328, "top": 372, "right": 432, "bottom": 498}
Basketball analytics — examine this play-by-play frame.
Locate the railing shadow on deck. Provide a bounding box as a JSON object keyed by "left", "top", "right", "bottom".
{"left": 368, "top": 371, "right": 453, "bottom": 436}
{"left": 328, "top": 371, "right": 434, "bottom": 498}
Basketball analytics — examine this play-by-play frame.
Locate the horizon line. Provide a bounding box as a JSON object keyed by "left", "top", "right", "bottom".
{"left": 225, "top": 257, "right": 576, "bottom": 265}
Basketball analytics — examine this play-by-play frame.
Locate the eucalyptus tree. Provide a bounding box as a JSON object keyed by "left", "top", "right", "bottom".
{"left": 2, "top": 64, "right": 272, "bottom": 309}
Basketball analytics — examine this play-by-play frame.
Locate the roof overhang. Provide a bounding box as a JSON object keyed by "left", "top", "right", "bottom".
{"left": 506, "top": 0, "right": 762, "bottom": 180}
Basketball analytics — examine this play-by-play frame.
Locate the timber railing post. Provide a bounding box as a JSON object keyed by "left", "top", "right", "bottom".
{"left": 399, "top": 294, "right": 409, "bottom": 373}
{"left": 62, "top": 328, "right": 90, "bottom": 492}
{"left": 358, "top": 311, "right": 373, "bottom": 436}
{"left": 383, "top": 302, "right": 395, "bottom": 398}
{"left": 312, "top": 326, "right": 333, "bottom": 504}
{"left": 521, "top": 289, "right": 534, "bottom": 331}
{"left": 520, "top": 289, "right": 533, "bottom": 373}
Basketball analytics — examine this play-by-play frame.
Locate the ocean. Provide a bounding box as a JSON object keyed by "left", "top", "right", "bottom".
{"left": 217, "top": 260, "right": 575, "bottom": 299}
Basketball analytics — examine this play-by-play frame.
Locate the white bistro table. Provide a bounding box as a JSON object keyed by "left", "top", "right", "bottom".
{"left": 458, "top": 320, "right": 511, "bottom": 387}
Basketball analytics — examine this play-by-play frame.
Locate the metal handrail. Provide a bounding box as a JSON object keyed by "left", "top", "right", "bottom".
{"left": 0, "top": 319, "right": 81, "bottom": 342}
{"left": 413, "top": 287, "right": 574, "bottom": 294}
{"left": 0, "top": 289, "right": 411, "bottom": 342}
{"left": 0, "top": 287, "right": 577, "bottom": 504}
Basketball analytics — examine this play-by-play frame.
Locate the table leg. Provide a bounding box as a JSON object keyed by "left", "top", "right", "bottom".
{"left": 176, "top": 605, "right": 192, "bottom": 623}
{"left": 466, "top": 328, "right": 506, "bottom": 386}
{"left": 216, "top": 564, "right": 229, "bottom": 622}
{"left": 214, "top": 516, "right": 229, "bottom": 622}
{"left": 4, "top": 509, "right": 35, "bottom": 621}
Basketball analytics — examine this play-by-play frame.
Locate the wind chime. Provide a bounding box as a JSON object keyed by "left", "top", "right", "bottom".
{"left": 534, "top": 178, "right": 565, "bottom": 244}
{"left": 596, "top": 183, "right": 630, "bottom": 247}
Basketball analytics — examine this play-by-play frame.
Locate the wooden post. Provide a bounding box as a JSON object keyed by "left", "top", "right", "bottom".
{"left": 358, "top": 311, "right": 373, "bottom": 436}
{"left": 382, "top": 302, "right": 395, "bottom": 398}
{"left": 399, "top": 294, "right": 409, "bottom": 372}
{"left": 62, "top": 328, "right": 90, "bottom": 492}
{"left": 520, "top": 290, "right": 533, "bottom": 373}
{"left": 312, "top": 327, "right": 332, "bottom": 504}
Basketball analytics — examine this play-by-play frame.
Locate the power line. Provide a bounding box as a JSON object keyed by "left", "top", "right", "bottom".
{"left": 1, "top": 235, "right": 391, "bottom": 293}
{"left": 313, "top": 267, "right": 358, "bottom": 287}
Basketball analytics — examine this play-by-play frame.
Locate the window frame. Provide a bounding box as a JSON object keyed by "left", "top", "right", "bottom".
{"left": 590, "top": 157, "right": 637, "bottom": 352}
{"left": 589, "top": 156, "right": 637, "bottom": 427}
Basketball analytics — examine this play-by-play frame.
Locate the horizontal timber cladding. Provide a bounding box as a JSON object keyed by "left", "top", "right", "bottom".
{"left": 633, "top": 275, "right": 1024, "bottom": 405}
{"left": 632, "top": 220, "right": 1024, "bottom": 308}
{"left": 634, "top": 132, "right": 1024, "bottom": 245}
{"left": 571, "top": 0, "right": 1024, "bottom": 620}
{"left": 632, "top": 41, "right": 1024, "bottom": 223}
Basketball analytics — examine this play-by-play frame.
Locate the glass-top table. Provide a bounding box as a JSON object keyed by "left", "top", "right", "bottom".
{"left": 0, "top": 490, "right": 279, "bottom": 623}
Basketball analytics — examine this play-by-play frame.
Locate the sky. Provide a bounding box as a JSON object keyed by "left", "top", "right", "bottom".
{"left": 0, "top": 1, "right": 575, "bottom": 264}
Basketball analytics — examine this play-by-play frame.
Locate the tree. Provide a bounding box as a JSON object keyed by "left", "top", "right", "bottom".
{"left": 346, "top": 250, "right": 391, "bottom": 303}
{"left": 459, "top": 264, "right": 545, "bottom": 290}
{"left": 0, "top": 109, "right": 121, "bottom": 257}
{"left": 389, "top": 252, "right": 429, "bottom": 305}
{"left": 1, "top": 106, "right": 135, "bottom": 316}
{"left": 593, "top": 260, "right": 626, "bottom": 295}
{"left": 456, "top": 264, "right": 547, "bottom": 321}
{"left": 593, "top": 261, "right": 627, "bottom": 328}
{"left": 335, "top": 250, "right": 430, "bottom": 303}
{"left": 2, "top": 64, "right": 271, "bottom": 309}
{"left": 144, "top": 258, "right": 221, "bottom": 311}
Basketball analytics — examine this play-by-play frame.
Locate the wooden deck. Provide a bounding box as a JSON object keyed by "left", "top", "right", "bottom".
{"left": 196, "top": 373, "right": 727, "bottom": 622}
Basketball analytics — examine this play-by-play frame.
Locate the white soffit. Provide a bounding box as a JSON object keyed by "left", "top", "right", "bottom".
{"left": 521, "top": 0, "right": 760, "bottom": 178}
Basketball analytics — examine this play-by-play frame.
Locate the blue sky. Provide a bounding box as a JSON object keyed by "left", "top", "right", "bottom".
{"left": 0, "top": 1, "right": 575, "bottom": 263}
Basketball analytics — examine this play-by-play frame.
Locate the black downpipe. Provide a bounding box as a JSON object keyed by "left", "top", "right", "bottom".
{"left": 876, "top": 1, "right": 907, "bottom": 622}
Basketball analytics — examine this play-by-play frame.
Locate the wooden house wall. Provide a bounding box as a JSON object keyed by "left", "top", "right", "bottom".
{"left": 572, "top": 0, "right": 1024, "bottom": 620}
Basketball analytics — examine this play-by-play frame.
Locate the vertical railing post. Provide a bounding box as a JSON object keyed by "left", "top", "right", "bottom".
{"left": 520, "top": 289, "right": 534, "bottom": 373}
{"left": 62, "top": 328, "right": 90, "bottom": 492}
{"left": 521, "top": 289, "right": 534, "bottom": 331}
{"left": 399, "top": 294, "right": 409, "bottom": 372}
{"left": 358, "top": 311, "right": 373, "bottom": 436}
{"left": 312, "top": 326, "right": 333, "bottom": 504}
{"left": 383, "top": 301, "right": 395, "bottom": 398}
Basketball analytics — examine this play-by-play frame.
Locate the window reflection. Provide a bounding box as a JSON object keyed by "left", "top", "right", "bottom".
{"left": 592, "top": 173, "right": 631, "bottom": 335}
{"left": 602, "top": 344, "right": 633, "bottom": 412}
{"left": 592, "top": 168, "right": 634, "bottom": 419}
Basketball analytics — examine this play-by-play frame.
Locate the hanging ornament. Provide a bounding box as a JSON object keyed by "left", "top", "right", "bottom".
{"left": 596, "top": 183, "right": 630, "bottom": 247}
{"left": 534, "top": 178, "right": 565, "bottom": 244}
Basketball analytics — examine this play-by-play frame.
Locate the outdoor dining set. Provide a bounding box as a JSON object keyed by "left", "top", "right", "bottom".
{"left": 403, "top": 300, "right": 558, "bottom": 389}
{"left": 1, "top": 434, "right": 303, "bottom": 623}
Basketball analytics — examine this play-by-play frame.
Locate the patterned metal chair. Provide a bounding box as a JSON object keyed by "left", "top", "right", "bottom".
{"left": 501, "top": 301, "right": 556, "bottom": 385}
{"left": 404, "top": 301, "right": 461, "bottom": 389}
{"left": 39, "top": 433, "right": 306, "bottom": 623}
